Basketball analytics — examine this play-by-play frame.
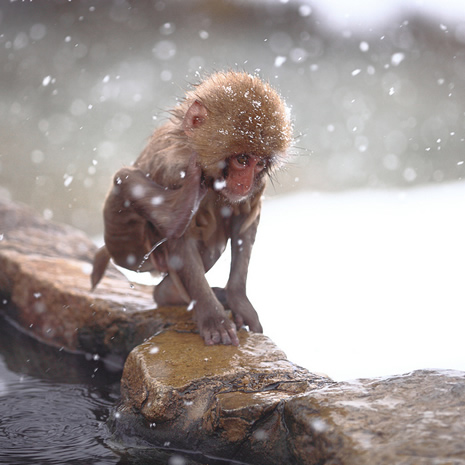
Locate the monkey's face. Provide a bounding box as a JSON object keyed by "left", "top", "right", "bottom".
{"left": 181, "top": 72, "right": 292, "bottom": 203}
{"left": 212, "top": 153, "right": 267, "bottom": 203}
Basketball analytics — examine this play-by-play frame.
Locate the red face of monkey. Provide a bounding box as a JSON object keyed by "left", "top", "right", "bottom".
{"left": 214, "top": 153, "right": 268, "bottom": 203}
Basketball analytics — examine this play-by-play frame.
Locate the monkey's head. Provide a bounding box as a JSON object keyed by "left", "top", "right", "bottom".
{"left": 178, "top": 71, "right": 293, "bottom": 203}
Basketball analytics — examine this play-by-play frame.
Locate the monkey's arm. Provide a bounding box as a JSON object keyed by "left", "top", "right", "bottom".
{"left": 167, "top": 235, "right": 240, "bottom": 346}
{"left": 91, "top": 152, "right": 206, "bottom": 289}
{"left": 225, "top": 213, "right": 263, "bottom": 333}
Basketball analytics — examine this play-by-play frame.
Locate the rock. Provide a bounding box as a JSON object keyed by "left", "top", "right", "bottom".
{"left": 0, "top": 197, "right": 189, "bottom": 366}
{"left": 114, "top": 352, "right": 465, "bottom": 465}
{"left": 285, "top": 369, "right": 465, "bottom": 465}
{"left": 110, "top": 329, "right": 334, "bottom": 464}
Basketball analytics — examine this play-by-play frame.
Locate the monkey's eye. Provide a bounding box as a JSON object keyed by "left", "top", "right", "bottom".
{"left": 235, "top": 154, "right": 249, "bottom": 166}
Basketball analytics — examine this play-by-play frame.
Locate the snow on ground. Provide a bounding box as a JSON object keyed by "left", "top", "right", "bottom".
{"left": 207, "top": 182, "right": 465, "bottom": 381}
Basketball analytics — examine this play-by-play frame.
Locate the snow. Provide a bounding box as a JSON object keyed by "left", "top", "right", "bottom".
{"left": 391, "top": 52, "right": 406, "bottom": 67}
{"left": 309, "top": 0, "right": 465, "bottom": 28}
{"left": 359, "top": 41, "right": 369, "bottom": 52}
{"left": 207, "top": 182, "right": 465, "bottom": 381}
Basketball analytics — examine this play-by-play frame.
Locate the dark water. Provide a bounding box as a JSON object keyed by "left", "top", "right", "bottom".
{"left": 0, "top": 314, "right": 121, "bottom": 465}
{"left": 0, "top": 315, "right": 247, "bottom": 465}
{"left": 0, "top": 380, "right": 115, "bottom": 464}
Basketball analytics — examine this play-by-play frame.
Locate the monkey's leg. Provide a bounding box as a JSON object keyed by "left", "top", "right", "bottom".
{"left": 107, "top": 152, "right": 206, "bottom": 244}
{"left": 211, "top": 287, "right": 228, "bottom": 308}
{"left": 95, "top": 152, "right": 206, "bottom": 288}
{"left": 153, "top": 275, "right": 190, "bottom": 306}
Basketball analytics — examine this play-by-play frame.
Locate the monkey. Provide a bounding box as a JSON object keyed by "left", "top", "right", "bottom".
{"left": 91, "top": 71, "right": 292, "bottom": 346}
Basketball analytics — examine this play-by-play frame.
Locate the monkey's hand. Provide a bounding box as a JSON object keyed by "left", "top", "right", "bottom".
{"left": 225, "top": 290, "right": 263, "bottom": 333}
{"left": 163, "top": 236, "right": 240, "bottom": 346}
{"left": 154, "top": 276, "right": 239, "bottom": 345}
{"left": 195, "top": 302, "right": 240, "bottom": 346}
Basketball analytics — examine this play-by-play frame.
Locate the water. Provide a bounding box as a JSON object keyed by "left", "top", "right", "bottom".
{"left": 0, "top": 380, "right": 116, "bottom": 464}
{"left": 0, "top": 315, "right": 248, "bottom": 465}
{"left": 0, "top": 313, "right": 120, "bottom": 465}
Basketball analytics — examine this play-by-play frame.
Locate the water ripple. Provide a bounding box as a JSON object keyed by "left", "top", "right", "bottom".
{"left": 0, "top": 378, "right": 118, "bottom": 465}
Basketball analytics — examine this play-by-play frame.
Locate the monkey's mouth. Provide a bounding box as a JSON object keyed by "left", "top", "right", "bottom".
{"left": 221, "top": 183, "right": 253, "bottom": 204}
{"left": 223, "top": 192, "right": 249, "bottom": 203}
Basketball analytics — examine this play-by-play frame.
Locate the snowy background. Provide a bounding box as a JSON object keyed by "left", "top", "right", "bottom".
{"left": 208, "top": 183, "right": 465, "bottom": 380}
{"left": 1, "top": 0, "right": 465, "bottom": 380}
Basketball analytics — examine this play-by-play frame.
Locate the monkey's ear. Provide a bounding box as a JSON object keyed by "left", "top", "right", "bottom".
{"left": 183, "top": 100, "right": 208, "bottom": 136}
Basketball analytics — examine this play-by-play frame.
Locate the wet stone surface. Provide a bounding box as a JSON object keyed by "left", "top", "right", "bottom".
{"left": 112, "top": 329, "right": 333, "bottom": 465}
{"left": 113, "top": 334, "right": 465, "bottom": 465}
{"left": 285, "top": 369, "right": 465, "bottom": 465}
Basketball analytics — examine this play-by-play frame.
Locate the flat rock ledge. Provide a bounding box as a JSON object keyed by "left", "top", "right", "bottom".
{"left": 1, "top": 197, "right": 465, "bottom": 464}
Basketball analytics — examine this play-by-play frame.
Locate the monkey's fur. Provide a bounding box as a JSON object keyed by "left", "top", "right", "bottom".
{"left": 92, "top": 71, "right": 292, "bottom": 345}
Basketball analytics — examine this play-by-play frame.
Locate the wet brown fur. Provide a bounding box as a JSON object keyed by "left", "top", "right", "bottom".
{"left": 92, "top": 71, "right": 292, "bottom": 346}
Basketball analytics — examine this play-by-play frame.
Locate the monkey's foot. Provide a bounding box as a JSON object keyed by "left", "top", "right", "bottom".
{"left": 215, "top": 293, "right": 263, "bottom": 334}
{"left": 211, "top": 287, "right": 228, "bottom": 308}
{"left": 231, "top": 306, "right": 263, "bottom": 333}
{"left": 153, "top": 276, "right": 189, "bottom": 306}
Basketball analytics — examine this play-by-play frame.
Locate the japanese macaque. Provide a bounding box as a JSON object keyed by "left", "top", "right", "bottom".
{"left": 91, "top": 71, "right": 292, "bottom": 346}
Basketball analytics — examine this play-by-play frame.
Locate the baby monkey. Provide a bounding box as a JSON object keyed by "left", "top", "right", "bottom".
{"left": 91, "top": 71, "right": 292, "bottom": 346}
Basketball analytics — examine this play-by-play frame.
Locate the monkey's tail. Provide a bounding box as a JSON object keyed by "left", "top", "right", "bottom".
{"left": 90, "top": 245, "right": 111, "bottom": 291}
